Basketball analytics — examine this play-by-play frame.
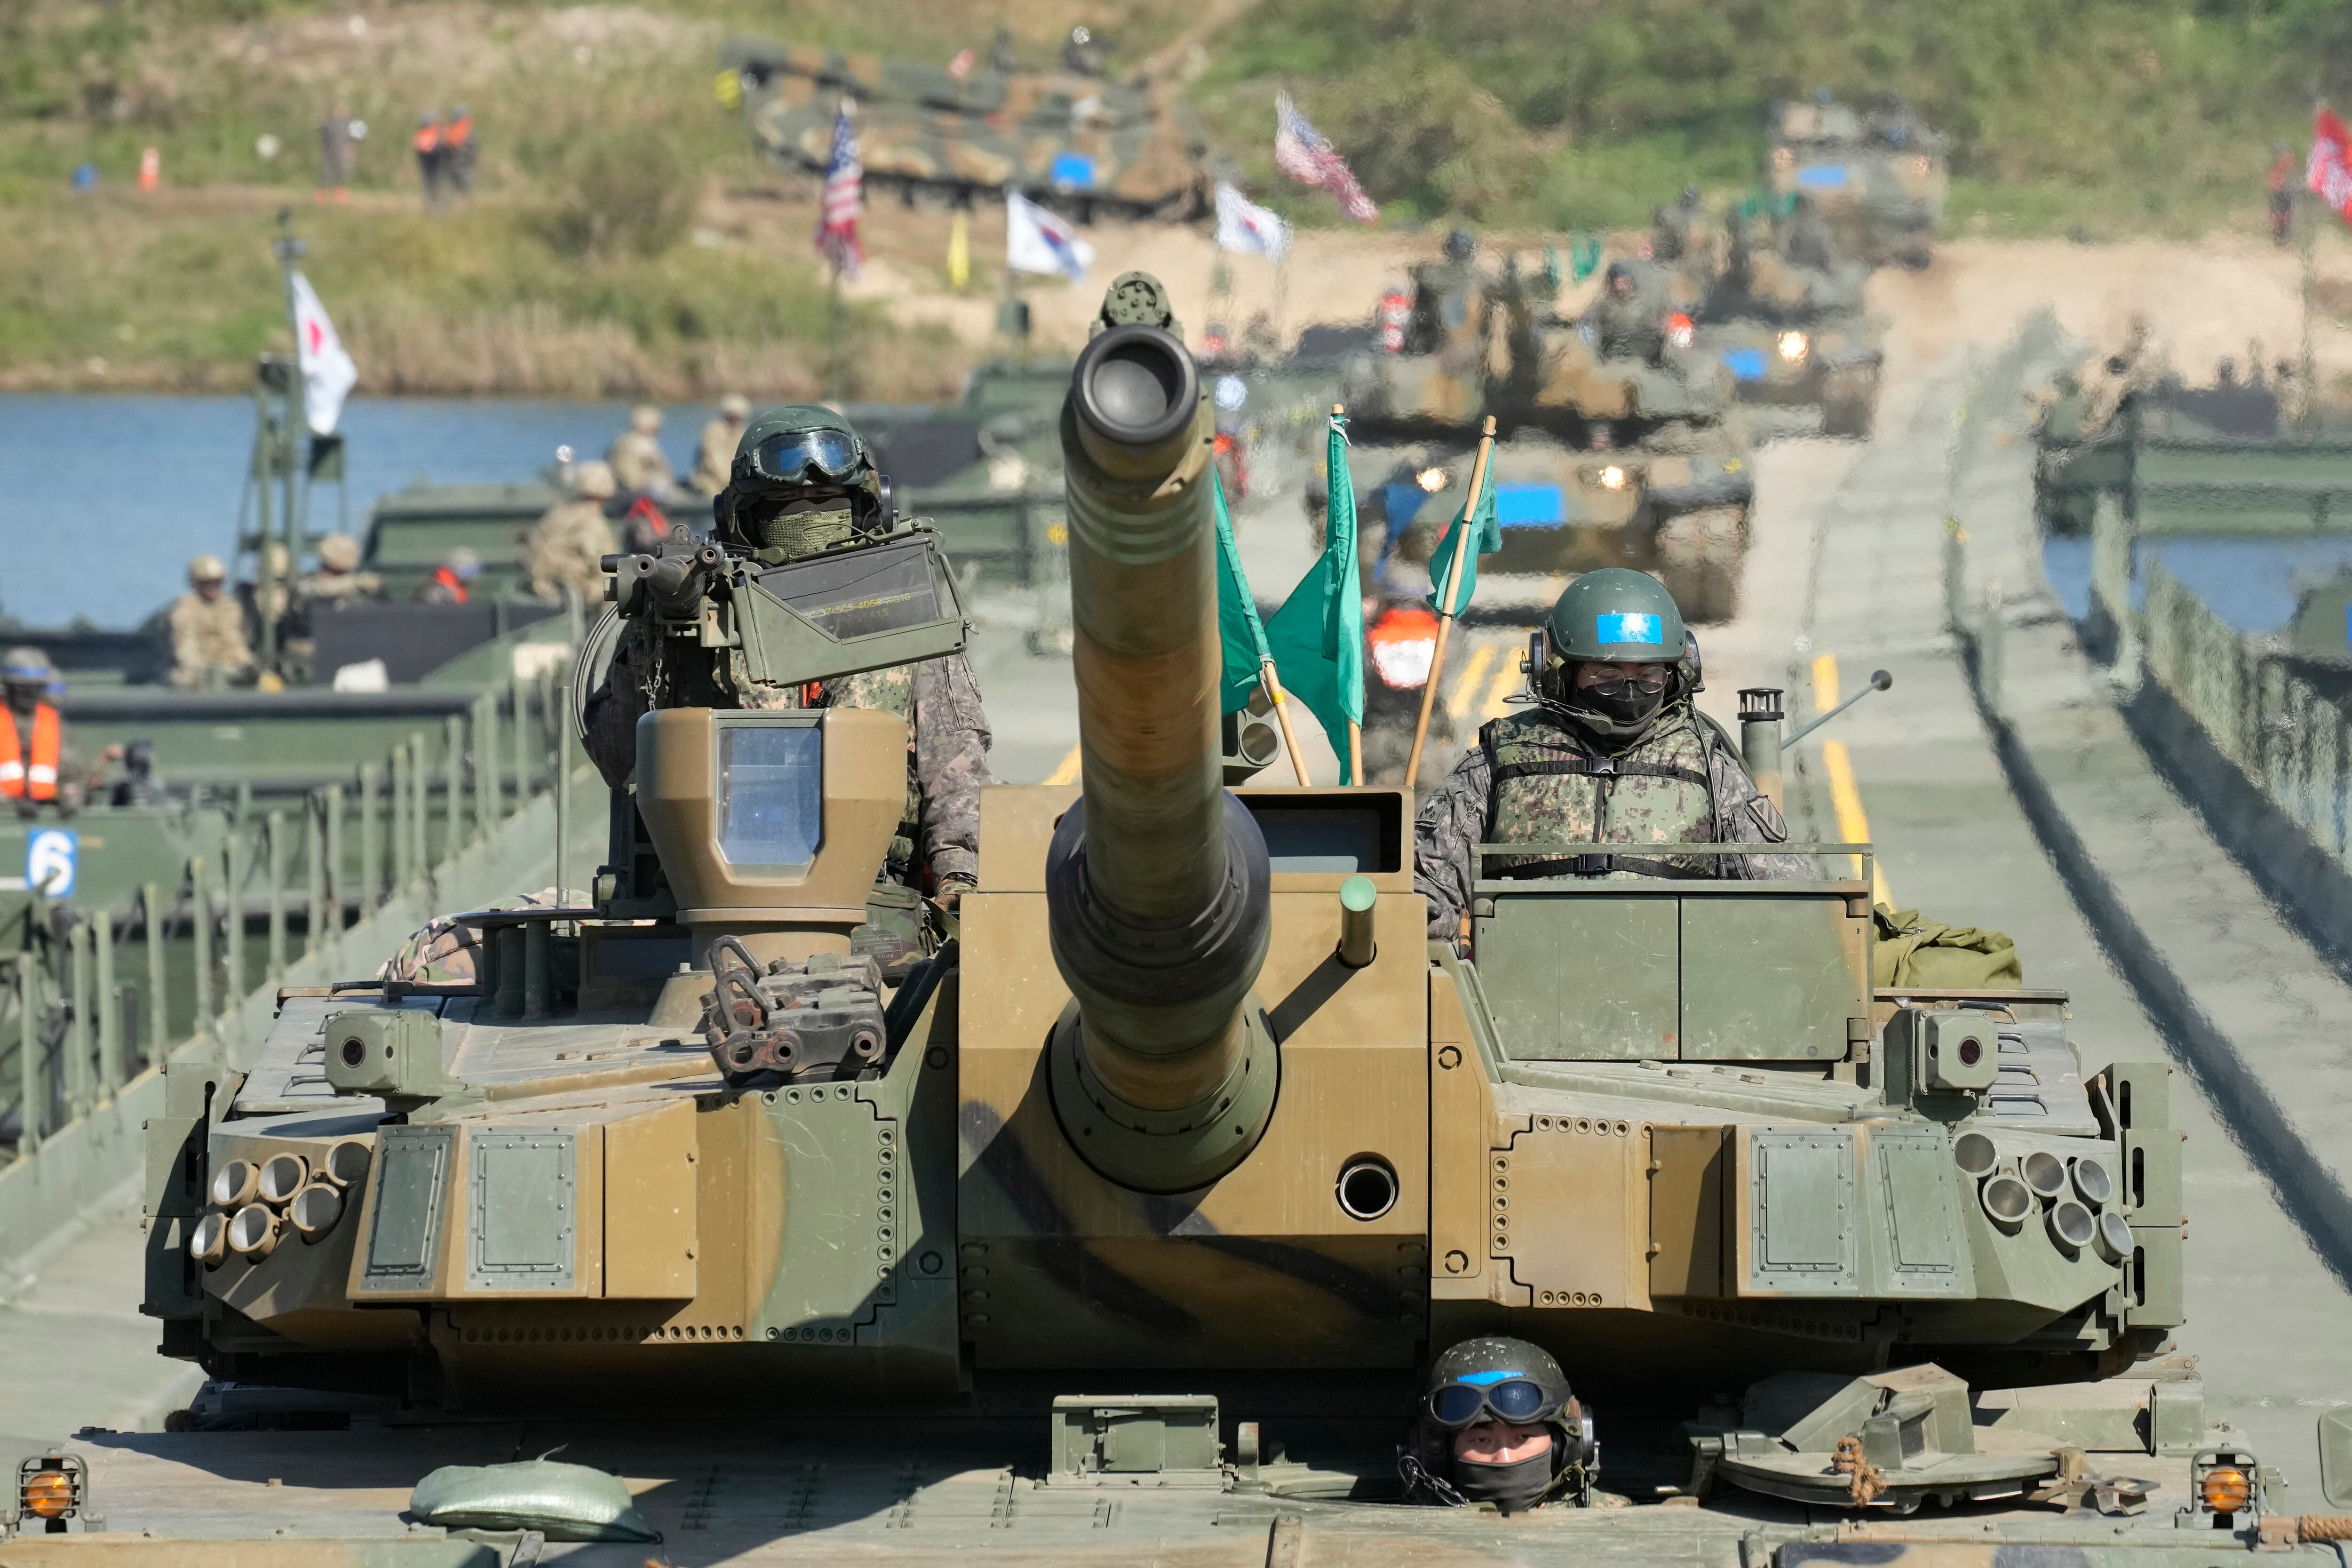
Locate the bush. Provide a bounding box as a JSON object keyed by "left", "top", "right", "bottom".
{"left": 544, "top": 122, "right": 698, "bottom": 261}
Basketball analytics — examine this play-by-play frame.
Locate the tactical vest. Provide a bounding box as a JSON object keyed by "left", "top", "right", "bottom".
{"left": 1482, "top": 705, "right": 1720, "bottom": 880}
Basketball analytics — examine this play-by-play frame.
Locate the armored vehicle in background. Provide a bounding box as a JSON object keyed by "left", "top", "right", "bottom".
{"left": 724, "top": 39, "right": 1211, "bottom": 219}
{"left": 76, "top": 276, "right": 2345, "bottom": 1564}
{"left": 1766, "top": 94, "right": 1947, "bottom": 269}
{"left": 1343, "top": 255, "right": 1756, "bottom": 622}
{"left": 1690, "top": 219, "right": 1885, "bottom": 438}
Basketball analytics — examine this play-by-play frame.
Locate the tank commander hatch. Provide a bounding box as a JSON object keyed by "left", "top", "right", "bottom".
{"left": 583, "top": 405, "right": 993, "bottom": 909}
{"left": 1413, "top": 569, "right": 1809, "bottom": 938}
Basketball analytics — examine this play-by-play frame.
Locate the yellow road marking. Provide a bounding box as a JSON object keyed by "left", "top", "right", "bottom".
{"left": 1812, "top": 652, "right": 1840, "bottom": 714}
{"left": 1447, "top": 641, "right": 1496, "bottom": 716}
{"left": 1820, "top": 738, "right": 1894, "bottom": 909}
{"left": 1483, "top": 661, "right": 1520, "bottom": 720}
{"left": 1044, "top": 745, "right": 1081, "bottom": 786}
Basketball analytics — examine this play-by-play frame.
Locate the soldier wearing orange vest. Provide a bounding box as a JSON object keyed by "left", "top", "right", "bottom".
{"left": 1, "top": 648, "right": 103, "bottom": 819}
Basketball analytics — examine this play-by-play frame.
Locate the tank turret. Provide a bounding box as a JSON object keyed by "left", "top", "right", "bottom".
{"left": 1043, "top": 316, "right": 1276, "bottom": 1193}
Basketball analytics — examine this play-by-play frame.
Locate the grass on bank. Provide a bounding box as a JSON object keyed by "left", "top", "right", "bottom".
{"left": 5, "top": 0, "right": 2352, "bottom": 391}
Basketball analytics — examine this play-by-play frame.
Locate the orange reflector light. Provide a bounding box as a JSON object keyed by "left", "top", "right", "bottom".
{"left": 23, "top": 1469, "right": 72, "bottom": 1518}
{"left": 2201, "top": 1466, "right": 2250, "bottom": 1514}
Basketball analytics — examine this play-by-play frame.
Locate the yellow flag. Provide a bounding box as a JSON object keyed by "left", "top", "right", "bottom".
{"left": 947, "top": 210, "right": 971, "bottom": 292}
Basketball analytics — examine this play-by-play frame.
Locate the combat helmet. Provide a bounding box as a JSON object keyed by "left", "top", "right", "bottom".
{"left": 713, "top": 405, "right": 891, "bottom": 562}
{"left": 2, "top": 646, "right": 56, "bottom": 693}
{"left": 1536, "top": 569, "right": 1693, "bottom": 732}
{"left": 1399, "top": 1337, "right": 1596, "bottom": 1513}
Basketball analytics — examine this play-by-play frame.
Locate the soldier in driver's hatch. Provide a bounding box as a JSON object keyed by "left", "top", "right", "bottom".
{"left": 1413, "top": 569, "right": 1807, "bottom": 938}
{"left": 1591, "top": 261, "right": 1665, "bottom": 363}
{"left": 583, "top": 406, "right": 992, "bottom": 907}
{"left": 1398, "top": 1337, "right": 1598, "bottom": 1513}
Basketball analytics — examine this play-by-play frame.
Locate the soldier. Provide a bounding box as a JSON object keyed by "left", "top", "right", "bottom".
{"left": 686, "top": 393, "right": 751, "bottom": 497}
{"left": 316, "top": 100, "right": 357, "bottom": 204}
{"left": 297, "top": 533, "right": 383, "bottom": 610}
{"left": 583, "top": 405, "right": 992, "bottom": 907}
{"left": 1651, "top": 184, "right": 1704, "bottom": 263}
{"left": 1398, "top": 1338, "right": 1597, "bottom": 1512}
{"left": 282, "top": 533, "right": 383, "bottom": 671}
{"left": 1780, "top": 192, "right": 1839, "bottom": 273}
{"left": 166, "top": 555, "right": 256, "bottom": 690}
{"left": 416, "top": 547, "right": 483, "bottom": 605}
{"left": 1414, "top": 569, "right": 1804, "bottom": 938}
{"left": 1, "top": 647, "right": 108, "bottom": 819}
{"left": 1591, "top": 261, "right": 1664, "bottom": 362}
{"left": 606, "top": 404, "right": 675, "bottom": 497}
{"left": 1404, "top": 228, "right": 1481, "bottom": 357}
{"left": 523, "top": 462, "right": 620, "bottom": 604}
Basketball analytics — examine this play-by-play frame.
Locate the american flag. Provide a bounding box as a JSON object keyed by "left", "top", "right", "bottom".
{"left": 1274, "top": 92, "right": 1377, "bottom": 224}
{"left": 815, "top": 99, "right": 863, "bottom": 274}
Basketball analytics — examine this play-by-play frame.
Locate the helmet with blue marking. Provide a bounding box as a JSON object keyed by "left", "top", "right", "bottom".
{"left": 1544, "top": 568, "right": 1685, "bottom": 663}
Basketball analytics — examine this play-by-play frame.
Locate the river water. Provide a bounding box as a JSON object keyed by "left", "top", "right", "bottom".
{"left": 0, "top": 393, "right": 730, "bottom": 629}
{"left": 5, "top": 392, "right": 2340, "bottom": 642}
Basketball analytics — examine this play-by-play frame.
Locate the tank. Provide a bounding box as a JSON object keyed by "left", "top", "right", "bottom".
{"left": 1687, "top": 221, "right": 1886, "bottom": 438}
{"left": 1765, "top": 93, "right": 1947, "bottom": 270}
{"left": 1341, "top": 252, "right": 1757, "bottom": 624}
{"left": 92, "top": 278, "right": 2352, "bottom": 1562}
{"left": 724, "top": 39, "right": 1211, "bottom": 219}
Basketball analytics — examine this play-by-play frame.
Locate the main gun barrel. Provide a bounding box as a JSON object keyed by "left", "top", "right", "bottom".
{"left": 1043, "top": 319, "right": 1275, "bottom": 1191}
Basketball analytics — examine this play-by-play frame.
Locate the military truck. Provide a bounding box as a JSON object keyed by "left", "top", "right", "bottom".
{"left": 724, "top": 38, "right": 1211, "bottom": 219}
{"left": 1766, "top": 94, "right": 1947, "bottom": 270}
{"left": 47, "top": 277, "right": 2352, "bottom": 1561}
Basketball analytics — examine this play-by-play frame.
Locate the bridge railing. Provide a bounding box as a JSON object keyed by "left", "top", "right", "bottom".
{"left": 2138, "top": 564, "right": 2352, "bottom": 868}
{"left": 0, "top": 660, "right": 580, "bottom": 1159}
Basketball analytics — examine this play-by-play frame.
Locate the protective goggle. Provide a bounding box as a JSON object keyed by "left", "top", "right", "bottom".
{"left": 1582, "top": 665, "right": 1669, "bottom": 697}
{"left": 1425, "top": 1375, "right": 1564, "bottom": 1430}
{"left": 747, "top": 428, "right": 863, "bottom": 486}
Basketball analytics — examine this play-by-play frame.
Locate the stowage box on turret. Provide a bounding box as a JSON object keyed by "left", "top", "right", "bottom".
{"left": 104, "top": 277, "right": 2352, "bottom": 1563}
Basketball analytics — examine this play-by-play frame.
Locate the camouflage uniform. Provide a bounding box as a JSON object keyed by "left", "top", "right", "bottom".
{"left": 687, "top": 416, "right": 741, "bottom": 496}
{"left": 606, "top": 428, "right": 674, "bottom": 494}
{"left": 1593, "top": 282, "right": 1664, "bottom": 362}
{"left": 583, "top": 621, "right": 991, "bottom": 892}
{"left": 295, "top": 566, "right": 383, "bottom": 610}
{"left": 1414, "top": 701, "right": 1808, "bottom": 936}
{"left": 523, "top": 500, "right": 618, "bottom": 604}
{"left": 165, "top": 592, "right": 255, "bottom": 690}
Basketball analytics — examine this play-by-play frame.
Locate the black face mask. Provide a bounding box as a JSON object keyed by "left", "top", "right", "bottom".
{"left": 1556, "top": 663, "right": 1668, "bottom": 736}
{"left": 1452, "top": 1450, "right": 1554, "bottom": 1514}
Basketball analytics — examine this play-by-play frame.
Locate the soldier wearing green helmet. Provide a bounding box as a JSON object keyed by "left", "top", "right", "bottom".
{"left": 583, "top": 404, "right": 993, "bottom": 907}
{"left": 1413, "top": 568, "right": 1804, "bottom": 937}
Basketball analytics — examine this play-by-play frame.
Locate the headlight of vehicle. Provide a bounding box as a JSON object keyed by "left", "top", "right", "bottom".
{"left": 1589, "top": 465, "right": 1629, "bottom": 491}
{"left": 1777, "top": 330, "right": 1809, "bottom": 364}
{"left": 1415, "top": 466, "right": 1447, "bottom": 493}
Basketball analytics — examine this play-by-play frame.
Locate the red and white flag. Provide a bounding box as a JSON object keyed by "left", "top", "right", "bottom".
{"left": 2310, "top": 109, "right": 2352, "bottom": 224}
{"left": 816, "top": 100, "right": 864, "bottom": 275}
{"left": 1274, "top": 92, "right": 1377, "bottom": 224}
{"left": 288, "top": 270, "right": 357, "bottom": 435}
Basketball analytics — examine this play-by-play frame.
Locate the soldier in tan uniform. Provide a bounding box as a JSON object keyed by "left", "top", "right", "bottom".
{"left": 584, "top": 405, "right": 992, "bottom": 907}
{"left": 605, "top": 404, "right": 674, "bottom": 496}
{"left": 522, "top": 461, "right": 620, "bottom": 604}
{"left": 686, "top": 393, "right": 751, "bottom": 497}
{"left": 297, "top": 533, "right": 383, "bottom": 609}
{"left": 1414, "top": 570, "right": 1804, "bottom": 937}
{"left": 166, "top": 555, "right": 257, "bottom": 690}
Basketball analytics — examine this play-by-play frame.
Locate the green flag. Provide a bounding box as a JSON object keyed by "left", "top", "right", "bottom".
{"left": 1266, "top": 412, "right": 1366, "bottom": 782}
{"left": 1424, "top": 466, "right": 1502, "bottom": 617}
{"left": 1214, "top": 470, "right": 1273, "bottom": 714}
{"left": 1569, "top": 233, "right": 1603, "bottom": 282}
